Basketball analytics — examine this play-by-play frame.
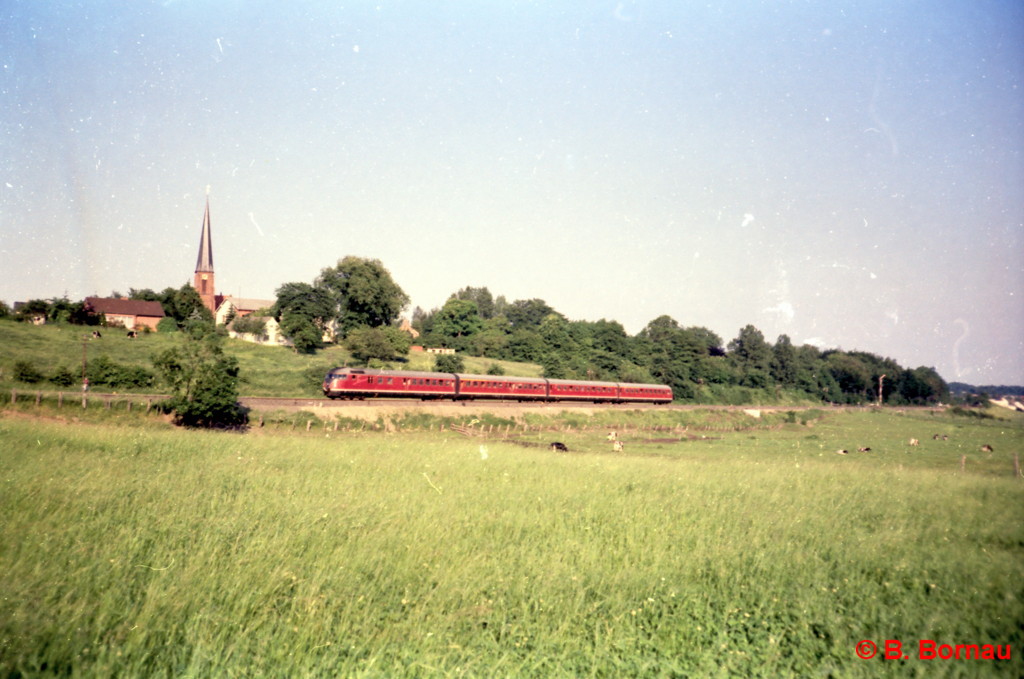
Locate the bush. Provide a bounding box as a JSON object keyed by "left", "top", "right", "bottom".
{"left": 86, "top": 355, "right": 155, "bottom": 389}
{"left": 49, "top": 366, "right": 76, "bottom": 387}
{"left": 13, "top": 361, "right": 44, "bottom": 384}
{"left": 434, "top": 353, "right": 465, "bottom": 373}
{"left": 156, "top": 317, "right": 179, "bottom": 333}
{"left": 231, "top": 314, "right": 267, "bottom": 337}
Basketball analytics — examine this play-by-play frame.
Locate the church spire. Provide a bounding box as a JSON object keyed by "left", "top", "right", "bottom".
{"left": 193, "top": 188, "right": 217, "bottom": 315}
{"left": 195, "top": 188, "right": 214, "bottom": 273}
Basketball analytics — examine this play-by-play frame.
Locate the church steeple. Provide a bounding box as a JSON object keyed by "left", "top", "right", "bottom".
{"left": 193, "top": 189, "right": 217, "bottom": 315}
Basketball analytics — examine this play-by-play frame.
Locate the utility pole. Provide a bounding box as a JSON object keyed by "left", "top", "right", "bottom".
{"left": 878, "top": 374, "right": 886, "bottom": 407}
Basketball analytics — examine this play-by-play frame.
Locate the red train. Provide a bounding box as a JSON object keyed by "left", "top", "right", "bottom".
{"left": 322, "top": 367, "right": 673, "bottom": 404}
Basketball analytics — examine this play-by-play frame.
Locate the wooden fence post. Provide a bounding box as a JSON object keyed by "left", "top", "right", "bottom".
{"left": 35, "top": 392, "right": 42, "bottom": 406}
{"left": 58, "top": 392, "right": 63, "bottom": 408}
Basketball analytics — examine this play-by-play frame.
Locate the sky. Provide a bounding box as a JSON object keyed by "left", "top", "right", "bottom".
{"left": 2, "top": 1, "right": 1022, "bottom": 385}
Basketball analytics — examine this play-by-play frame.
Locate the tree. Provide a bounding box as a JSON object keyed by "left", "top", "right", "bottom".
{"left": 316, "top": 256, "right": 409, "bottom": 337}
{"left": 273, "top": 282, "right": 334, "bottom": 353}
{"left": 153, "top": 320, "right": 244, "bottom": 427}
{"left": 432, "top": 298, "right": 484, "bottom": 347}
{"left": 345, "top": 325, "right": 412, "bottom": 363}
{"left": 770, "top": 334, "right": 798, "bottom": 387}
{"left": 171, "top": 284, "right": 213, "bottom": 325}
{"left": 728, "top": 325, "right": 772, "bottom": 388}
{"left": 451, "top": 286, "right": 498, "bottom": 319}
{"left": 506, "top": 299, "right": 556, "bottom": 329}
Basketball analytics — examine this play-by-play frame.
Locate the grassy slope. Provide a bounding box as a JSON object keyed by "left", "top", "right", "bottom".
{"left": 1, "top": 409, "right": 1021, "bottom": 677}
{"left": 0, "top": 321, "right": 541, "bottom": 398}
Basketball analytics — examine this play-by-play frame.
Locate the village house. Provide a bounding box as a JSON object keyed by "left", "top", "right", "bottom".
{"left": 83, "top": 297, "right": 165, "bottom": 331}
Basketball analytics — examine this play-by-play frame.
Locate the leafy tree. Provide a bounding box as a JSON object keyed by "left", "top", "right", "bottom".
{"left": 0, "top": 300, "right": 11, "bottom": 318}
{"left": 770, "top": 334, "right": 798, "bottom": 387}
{"left": 153, "top": 320, "right": 244, "bottom": 427}
{"left": 273, "top": 282, "right": 334, "bottom": 353}
{"left": 486, "top": 362, "right": 505, "bottom": 376}
{"left": 316, "top": 256, "right": 409, "bottom": 337}
{"left": 171, "top": 284, "right": 213, "bottom": 325}
{"left": 506, "top": 299, "right": 556, "bottom": 329}
{"left": 434, "top": 353, "right": 465, "bottom": 373}
{"left": 451, "top": 286, "right": 498, "bottom": 319}
{"left": 728, "top": 325, "right": 772, "bottom": 388}
{"left": 156, "top": 317, "right": 179, "bottom": 333}
{"left": 345, "top": 325, "right": 412, "bottom": 363}
{"left": 432, "top": 298, "right": 484, "bottom": 347}
{"left": 824, "top": 351, "right": 872, "bottom": 402}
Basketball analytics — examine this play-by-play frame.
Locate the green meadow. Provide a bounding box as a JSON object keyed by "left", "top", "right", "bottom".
{"left": 1, "top": 405, "right": 1021, "bottom": 677}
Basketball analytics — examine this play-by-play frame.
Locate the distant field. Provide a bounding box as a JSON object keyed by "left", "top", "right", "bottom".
{"left": 0, "top": 320, "right": 541, "bottom": 398}
{"left": 1, "top": 407, "right": 1021, "bottom": 677}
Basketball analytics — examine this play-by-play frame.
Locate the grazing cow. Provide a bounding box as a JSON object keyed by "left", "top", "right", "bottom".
{"left": 857, "top": 447, "right": 872, "bottom": 452}
{"left": 549, "top": 442, "right": 569, "bottom": 452}
{"left": 909, "top": 438, "right": 919, "bottom": 446}
{"left": 606, "top": 431, "right": 618, "bottom": 441}
{"left": 91, "top": 330, "right": 102, "bottom": 339}
{"left": 127, "top": 330, "right": 138, "bottom": 339}
{"left": 612, "top": 440, "right": 624, "bottom": 453}
{"left": 836, "top": 449, "right": 849, "bottom": 455}
{"left": 981, "top": 444, "right": 994, "bottom": 452}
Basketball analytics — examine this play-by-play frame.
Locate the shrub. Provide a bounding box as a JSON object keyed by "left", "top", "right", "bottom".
{"left": 156, "top": 317, "right": 179, "bottom": 333}
{"left": 49, "top": 366, "right": 76, "bottom": 387}
{"left": 434, "top": 353, "right": 465, "bottom": 373}
{"left": 13, "top": 360, "right": 44, "bottom": 384}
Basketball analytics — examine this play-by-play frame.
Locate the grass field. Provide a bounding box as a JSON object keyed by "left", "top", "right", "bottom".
{"left": 1, "top": 406, "right": 1021, "bottom": 677}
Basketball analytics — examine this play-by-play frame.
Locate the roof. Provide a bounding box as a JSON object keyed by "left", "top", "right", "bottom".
{"left": 194, "top": 197, "right": 214, "bottom": 273}
{"left": 85, "top": 297, "right": 166, "bottom": 318}
{"left": 220, "top": 297, "right": 275, "bottom": 312}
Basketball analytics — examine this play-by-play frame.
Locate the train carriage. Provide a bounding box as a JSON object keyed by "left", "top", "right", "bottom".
{"left": 454, "top": 374, "right": 549, "bottom": 401}
{"left": 546, "top": 378, "right": 620, "bottom": 403}
{"left": 617, "top": 382, "right": 674, "bottom": 403}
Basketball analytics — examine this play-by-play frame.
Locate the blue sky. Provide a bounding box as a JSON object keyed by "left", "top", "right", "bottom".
{"left": 2, "top": 1, "right": 1022, "bottom": 384}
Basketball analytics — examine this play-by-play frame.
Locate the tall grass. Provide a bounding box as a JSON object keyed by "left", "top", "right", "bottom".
{"left": 1, "top": 410, "right": 1021, "bottom": 676}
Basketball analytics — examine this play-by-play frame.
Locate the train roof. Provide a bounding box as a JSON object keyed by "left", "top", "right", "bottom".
{"left": 454, "top": 373, "right": 547, "bottom": 384}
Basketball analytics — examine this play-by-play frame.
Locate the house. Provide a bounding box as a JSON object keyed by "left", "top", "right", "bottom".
{"left": 215, "top": 296, "right": 276, "bottom": 326}
{"left": 84, "top": 297, "right": 166, "bottom": 330}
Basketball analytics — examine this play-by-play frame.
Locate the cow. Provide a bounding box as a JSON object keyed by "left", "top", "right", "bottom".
{"left": 549, "top": 442, "right": 569, "bottom": 452}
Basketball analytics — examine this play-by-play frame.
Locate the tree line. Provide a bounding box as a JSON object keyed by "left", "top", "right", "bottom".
{"left": 269, "top": 259, "right": 948, "bottom": 406}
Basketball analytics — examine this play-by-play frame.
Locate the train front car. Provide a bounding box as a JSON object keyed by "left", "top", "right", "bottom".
{"left": 322, "top": 368, "right": 457, "bottom": 399}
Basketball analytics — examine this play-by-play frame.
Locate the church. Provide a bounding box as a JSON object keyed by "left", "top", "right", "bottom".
{"left": 192, "top": 196, "right": 283, "bottom": 344}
